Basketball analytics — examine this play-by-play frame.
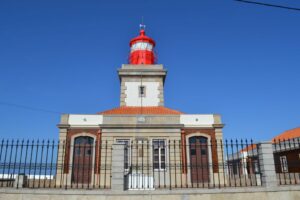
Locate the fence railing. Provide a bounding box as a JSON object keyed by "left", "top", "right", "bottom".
{"left": 0, "top": 138, "right": 299, "bottom": 190}
{"left": 0, "top": 139, "right": 112, "bottom": 189}
{"left": 123, "top": 139, "right": 261, "bottom": 190}
{"left": 273, "top": 138, "right": 300, "bottom": 185}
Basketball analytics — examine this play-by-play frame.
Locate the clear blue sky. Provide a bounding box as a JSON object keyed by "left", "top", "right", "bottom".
{"left": 0, "top": 0, "right": 299, "bottom": 141}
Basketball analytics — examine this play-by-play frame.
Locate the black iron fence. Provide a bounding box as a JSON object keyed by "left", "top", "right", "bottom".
{"left": 273, "top": 138, "right": 300, "bottom": 185}
{"left": 124, "top": 139, "right": 261, "bottom": 190}
{"left": 0, "top": 138, "right": 299, "bottom": 190}
{"left": 0, "top": 139, "right": 112, "bottom": 189}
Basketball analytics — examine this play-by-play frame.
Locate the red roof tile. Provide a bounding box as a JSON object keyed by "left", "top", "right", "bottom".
{"left": 239, "top": 127, "right": 300, "bottom": 153}
{"left": 240, "top": 144, "right": 257, "bottom": 153}
{"left": 98, "top": 106, "right": 183, "bottom": 115}
{"left": 273, "top": 127, "right": 300, "bottom": 142}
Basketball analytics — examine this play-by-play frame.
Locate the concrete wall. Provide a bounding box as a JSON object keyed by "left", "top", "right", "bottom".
{"left": 1, "top": 186, "right": 300, "bottom": 200}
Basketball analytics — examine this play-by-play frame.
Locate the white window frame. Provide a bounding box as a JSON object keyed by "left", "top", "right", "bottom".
{"left": 152, "top": 139, "right": 167, "bottom": 171}
{"left": 280, "top": 155, "right": 288, "bottom": 173}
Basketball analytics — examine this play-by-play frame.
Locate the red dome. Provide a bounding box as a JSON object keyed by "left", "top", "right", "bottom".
{"left": 129, "top": 29, "right": 156, "bottom": 65}
{"left": 129, "top": 29, "right": 156, "bottom": 47}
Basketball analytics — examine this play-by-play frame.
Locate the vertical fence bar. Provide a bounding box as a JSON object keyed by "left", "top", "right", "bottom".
{"left": 147, "top": 140, "right": 150, "bottom": 189}
{"left": 38, "top": 140, "right": 44, "bottom": 188}
{"left": 54, "top": 140, "right": 59, "bottom": 188}
{"left": 11, "top": 140, "right": 19, "bottom": 187}
{"left": 0, "top": 140, "right": 4, "bottom": 187}
{"left": 235, "top": 139, "right": 242, "bottom": 187}
{"left": 196, "top": 140, "right": 200, "bottom": 188}
{"left": 168, "top": 140, "right": 171, "bottom": 190}
{"left": 185, "top": 142, "right": 188, "bottom": 188}
{"left": 216, "top": 139, "right": 220, "bottom": 188}
{"left": 99, "top": 140, "right": 102, "bottom": 189}
{"left": 33, "top": 140, "right": 40, "bottom": 188}
{"left": 104, "top": 141, "right": 107, "bottom": 189}
{"left": 211, "top": 140, "right": 214, "bottom": 188}
{"left": 220, "top": 139, "right": 226, "bottom": 188}
{"left": 240, "top": 139, "right": 246, "bottom": 186}
{"left": 60, "top": 140, "right": 65, "bottom": 189}
{"left": 162, "top": 141, "right": 165, "bottom": 189}
{"left": 297, "top": 138, "right": 300, "bottom": 185}
{"left": 49, "top": 140, "right": 54, "bottom": 188}
{"left": 7, "top": 140, "right": 14, "bottom": 187}
{"left": 1, "top": 140, "right": 9, "bottom": 187}
{"left": 43, "top": 140, "right": 49, "bottom": 188}
{"left": 65, "top": 141, "right": 69, "bottom": 190}
{"left": 28, "top": 140, "right": 34, "bottom": 188}
{"left": 245, "top": 139, "right": 252, "bottom": 186}
{"left": 173, "top": 140, "right": 177, "bottom": 188}
{"left": 179, "top": 140, "right": 183, "bottom": 188}
{"left": 291, "top": 138, "right": 297, "bottom": 184}
{"left": 278, "top": 139, "right": 286, "bottom": 185}
{"left": 142, "top": 140, "right": 144, "bottom": 189}
{"left": 16, "top": 140, "right": 24, "bottom": 188}
{"left": 130, "top": 140, "right": 133, "bottom": 189}
{"left": 287, "top": 139, "right": 292, "bottom": 184}
{"left": 93, "top": 141, "right": 96, "bottom": 189}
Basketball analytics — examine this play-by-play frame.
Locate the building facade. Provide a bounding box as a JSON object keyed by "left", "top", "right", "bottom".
{"left": 56, "top": 28, "right": 224, "bottom": 189}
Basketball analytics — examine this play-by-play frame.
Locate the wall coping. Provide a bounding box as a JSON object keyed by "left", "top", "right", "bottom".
{"left": 1, "top": 185, "right": 300, "bottom": 196}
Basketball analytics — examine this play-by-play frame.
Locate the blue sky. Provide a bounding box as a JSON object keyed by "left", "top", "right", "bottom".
{"left": 0, "top": 0, "right": 299, "bottom": 141}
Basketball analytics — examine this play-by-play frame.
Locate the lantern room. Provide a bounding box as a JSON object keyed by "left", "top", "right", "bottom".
{"left": 129, "top": 27, "right": 156, "bottom": 65}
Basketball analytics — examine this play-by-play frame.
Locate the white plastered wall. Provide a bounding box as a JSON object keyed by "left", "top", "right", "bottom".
{"left": 68, "top": 115, "right": 103, "bottom": 126}
{"left": 180, "top": 115, "right": 214, "bottom": 127}
{"left": 125, "top": 82, "right": 160, "bottom": 106}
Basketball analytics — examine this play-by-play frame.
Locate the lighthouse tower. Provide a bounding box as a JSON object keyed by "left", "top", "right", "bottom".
{"left": 118, "top": 26, "right": 166, "bottom": 107}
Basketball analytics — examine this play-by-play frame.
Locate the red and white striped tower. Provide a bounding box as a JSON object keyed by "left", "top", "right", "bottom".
{"left": 129, "top": 25, "right": 156, "bottom": 65}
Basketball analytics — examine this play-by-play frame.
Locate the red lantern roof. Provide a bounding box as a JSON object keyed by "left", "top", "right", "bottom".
{"left": 129, "top": 29, "right": 156, "bottom": 47}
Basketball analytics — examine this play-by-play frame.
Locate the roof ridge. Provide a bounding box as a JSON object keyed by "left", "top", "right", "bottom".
{"left": 97, "top": 106, "right": 183, "bottom": 115}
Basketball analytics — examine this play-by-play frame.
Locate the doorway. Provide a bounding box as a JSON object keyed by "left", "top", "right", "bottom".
{"left": 189, "top": 136, "right": 209, "bottom": 183}
{"left": 72, "top": 136, "right": 94, "bottom": 184}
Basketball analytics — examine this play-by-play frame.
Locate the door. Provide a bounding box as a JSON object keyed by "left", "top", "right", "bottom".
{"left": 189, "top": 136, "right": 209, "bottom": 183}
{"left": 72, "top": 136, "right": 94, "bottom": 184}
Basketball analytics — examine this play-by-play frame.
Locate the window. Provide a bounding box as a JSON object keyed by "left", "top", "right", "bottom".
{"left": 139, "top": 85, "right": 146, "bottom": 97}
{"left": 280, "top": 156, "right": 288, "bottom": 172}
{"left": 116, "top": 139, "right": 130, "bottom": 170}
{"left": 153, "top": 139, "right": 166, "bottom": 170}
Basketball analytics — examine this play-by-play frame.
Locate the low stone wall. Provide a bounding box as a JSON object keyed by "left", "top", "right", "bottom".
{"left": 1, "top": 186, "right": 300, "bottom": 200}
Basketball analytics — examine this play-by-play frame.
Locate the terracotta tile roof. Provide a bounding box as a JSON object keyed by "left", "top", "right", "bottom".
{"left": 98, "top": 106, "right": 183, "bottom": 115}
{"left": 273, "top": 127, "right": 300, "bottom": 142}
{"left": 239, "top": 127, "right": 300, "bottom": 153}
{"left": 240, "top": 144, "right": 257, "bottom": 153}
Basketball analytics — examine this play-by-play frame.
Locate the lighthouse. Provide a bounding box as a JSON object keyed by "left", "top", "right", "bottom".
{"left": 118, "top": 26, "right": 166, "bottom": 107}
{"left": 56, "top": 25, "right": 224, "bottom": 189}
{"left": 129, "top": 26, "right": 156, "bottom": 65}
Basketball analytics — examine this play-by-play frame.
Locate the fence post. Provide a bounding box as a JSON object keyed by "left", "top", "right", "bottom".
{"left": 257, "top": 141, "right": 277, "bottom": 187}
{"left": 111, "top": 143, "right": 125, "bottom": 191}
